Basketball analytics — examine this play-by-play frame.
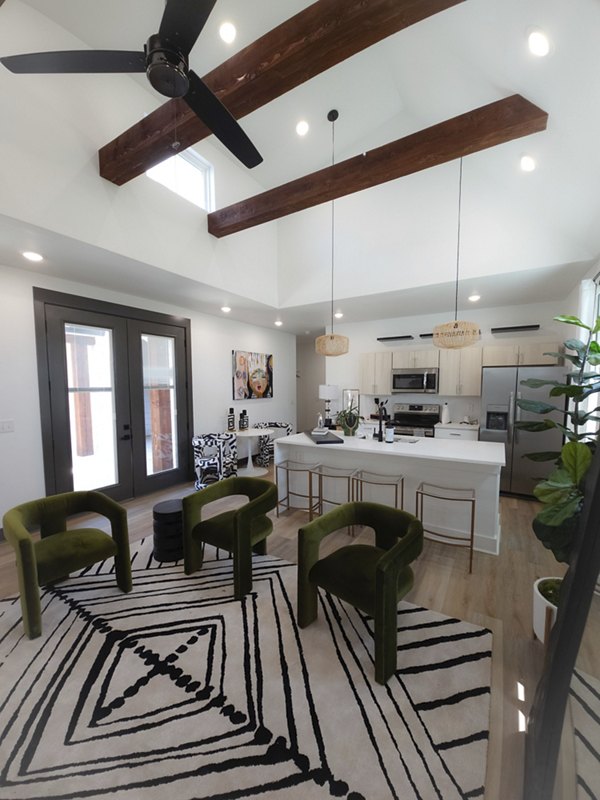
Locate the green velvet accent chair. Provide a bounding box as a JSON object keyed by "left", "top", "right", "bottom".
{"left": 298, "top": 501, "right": 423, "bottom": 685}
{"left": 2, "top": 490, "right": 132, "bottom": 639}
{"left": 183, "top": 476, "right": 278, "bottom": 600}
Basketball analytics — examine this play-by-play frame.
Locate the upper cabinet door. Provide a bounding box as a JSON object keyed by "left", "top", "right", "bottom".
{"left": 392, "top": 350, "right": 412, "bottom": 369}
{"left": 482, "top": 341, "right": 560, "bottom": 366}
{"left": 438, "top": 349, "right": 461, "bottom": 395}
{"left": 482, "top": 344, "right": 520, "bottom": 367}
{"left": 438, "top": 347, "right": 482, "bottom": 396}
{"left": 413, "top": 349, "right": 440, "bottom": 369}
{"left": 518, "top": 342, "right": 560, "bottom": 365}
{"left": 392, "top": 348, "right": 439, "bottom": 369}
{"left": 359, "top": 353, "right": 376, "bottom": 395}
{"left": 359, "top": 352, "right": 392, "bottom": 395}
{"left": 374, "top": 352, "right": 392, "bottom": 394}
{"left": 459, "top": 346, "right": 483, "bottom": 396}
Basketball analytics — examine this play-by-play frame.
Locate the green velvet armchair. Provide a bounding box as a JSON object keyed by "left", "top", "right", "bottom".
{"left": 298, "top": 501, "right": 423, "bottom": 684}
{"left": 183, "top": 476, "right": 278, "bottom": 599}
{"left": 2, "top": 490, "right": 132, "bottom": 639}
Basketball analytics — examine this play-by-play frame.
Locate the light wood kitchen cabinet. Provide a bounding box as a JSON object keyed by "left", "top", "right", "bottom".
{"left": 391, "top": 349, "right": 439, "bottom": 369}
{"left": 359, "top": 352, "right": 392, "bottom": 395}
{"left": 482, "top": 341, "right": 560, "bottom": 367}
{"left": 438, "top": 347, "right": 482, "bottom": 396}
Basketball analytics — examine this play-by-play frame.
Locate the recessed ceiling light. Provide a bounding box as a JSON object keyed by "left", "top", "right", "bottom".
{"left": 334, "top": 311, "right": 344, "bottom": 319}
{"left": 295, "top": 120, "right": 309, "bottom": 137}
{"left": 520, "top": 155, "right": 536, "bottom": 172}
{"left": 274, "top": 320, "right": 283, "bottom": 327}
{"left": 528, "top": 29, "right": 550, "bottom": 57}
{"left": 219, "top": 22, "right": 236, "bottom": 44}
{"left": 22, "top": 250, "right": 44, "bottom": 262}
{"left": 221, "top": 306, "right": 231, "bottom": 313}
{"left": 468, "top": 293, "right": 481, "bottom": 302}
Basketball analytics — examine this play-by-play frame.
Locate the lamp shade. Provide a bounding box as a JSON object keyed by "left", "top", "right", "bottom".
{"left": 318, "top": 384, "right": 339, "bottom": 401}
{"left": 432, "top": 320, "right": 481, "bottom": 349}
{"left": 315, "top": 333, "right": 349, "bottom": 356}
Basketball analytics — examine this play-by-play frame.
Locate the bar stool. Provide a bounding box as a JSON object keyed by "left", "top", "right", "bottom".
{"left": 352, "top": 470, "right": 405, "bottom": 509}
{"left": 415, "top": 482, "right": 476, "bottom": 573}
{"left": 310, "top": 465, "right": 358, "bottom": 534}
{"left": 275, "top": 460, "right": 321, "bottom": 519}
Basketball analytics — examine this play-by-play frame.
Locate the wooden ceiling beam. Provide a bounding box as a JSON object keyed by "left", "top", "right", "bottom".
{"left": 206, "top": 95, "right": 548, "bottom": 238}
{"left": 98, "top": 0, "right": 466, "bottom": 185}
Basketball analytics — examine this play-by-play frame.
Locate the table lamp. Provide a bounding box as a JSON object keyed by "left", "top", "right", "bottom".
{"left": 318, "top": 384, "right": 339, "bottom": 428}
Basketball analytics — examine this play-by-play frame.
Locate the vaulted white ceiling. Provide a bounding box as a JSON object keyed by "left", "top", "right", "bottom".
{"left": 1, "top": 0, "right": 599, "bottom": 333}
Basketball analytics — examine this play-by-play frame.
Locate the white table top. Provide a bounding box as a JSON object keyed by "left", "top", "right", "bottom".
{"left": 235, "top": 428, "right": 275, "bottom": 438}
{"left": 277, "top": 431, "right": 505, "bottom": 468}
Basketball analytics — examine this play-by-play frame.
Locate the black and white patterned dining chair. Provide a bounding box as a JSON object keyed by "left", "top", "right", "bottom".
{"left": 253, "top": 422, "right": 293, "bottom": 468}
{"left": 191, "top": 433, "right": 238, "bottom": 489}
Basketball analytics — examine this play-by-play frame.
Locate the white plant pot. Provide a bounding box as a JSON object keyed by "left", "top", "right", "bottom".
{"left": 533, "top": 577, "right": 561, "bottom": 644}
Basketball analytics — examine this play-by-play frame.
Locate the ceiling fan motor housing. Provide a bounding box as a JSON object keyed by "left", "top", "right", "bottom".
{"left": 145, "top": 34, "right": 189, "bottom": 98}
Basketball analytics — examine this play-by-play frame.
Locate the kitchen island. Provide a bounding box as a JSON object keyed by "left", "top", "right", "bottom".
{"left": 275, "top": 432, "right": 506, "bottom": 555}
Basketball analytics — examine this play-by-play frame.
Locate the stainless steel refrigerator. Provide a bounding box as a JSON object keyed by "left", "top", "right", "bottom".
{"left": 479, "top": 365, "right": 566, "bottom": 496}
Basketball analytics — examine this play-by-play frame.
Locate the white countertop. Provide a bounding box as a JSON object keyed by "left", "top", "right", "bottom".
{"left": 278, "top": 432, "right": 505, "bottom": 468}
{"left": 435, "top": 421, "right": 480, "bottom": 432}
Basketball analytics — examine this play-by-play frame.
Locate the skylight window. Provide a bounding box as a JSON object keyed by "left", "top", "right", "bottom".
{"left": 146, "top": 148, "right": 215, "bottom": 211}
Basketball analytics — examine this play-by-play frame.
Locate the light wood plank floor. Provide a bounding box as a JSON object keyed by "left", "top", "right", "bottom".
{"left": 0, "top": 471, "right": 565, "bottom": 800}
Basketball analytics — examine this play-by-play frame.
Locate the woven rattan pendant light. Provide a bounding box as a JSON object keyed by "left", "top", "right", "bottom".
{"left": 433, "top": 158, "right": 480, "bottom": 349}
{"left": 315, "top": 110, "right": 349, "bottom": 357}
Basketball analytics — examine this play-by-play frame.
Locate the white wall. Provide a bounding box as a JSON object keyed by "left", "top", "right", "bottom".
{"left": 0, "top": 264, "right": 296, "bottom": 519}
{"left": 296, "top": 337, "right": 326, "bottom": 432}
{"left": 277, "top": 159, "right": 598, "bottom": 309}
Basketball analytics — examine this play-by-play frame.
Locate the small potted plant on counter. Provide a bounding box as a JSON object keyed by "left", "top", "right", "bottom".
{"left": 516, "top": 314, "right": 600, "bottom": 641}
{"left": 335, "top": 403, "right": 362, "bottom": 436}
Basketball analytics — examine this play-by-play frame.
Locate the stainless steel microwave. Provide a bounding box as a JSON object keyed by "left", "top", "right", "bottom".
{"left": 391, "top": 368, "right": 439, "bottom": 394}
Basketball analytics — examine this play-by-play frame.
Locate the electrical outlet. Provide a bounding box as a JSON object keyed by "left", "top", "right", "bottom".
{"left": 0, "top": 420, "right": 15, "bottom": 433}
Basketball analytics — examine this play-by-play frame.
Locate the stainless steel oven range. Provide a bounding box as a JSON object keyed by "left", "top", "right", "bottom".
{"left": 392, "top": 403, "right": 440, "bottom": 437}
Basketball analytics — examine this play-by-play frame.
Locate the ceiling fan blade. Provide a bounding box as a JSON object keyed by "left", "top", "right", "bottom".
{"left": 0, "top": 50, "right": 146, "bottom": 74}
{"left": 159, "top": 0, "right": 217, "bottom": 58}
{"left": 184, "top": 71, "right": 262, "bottom": 169}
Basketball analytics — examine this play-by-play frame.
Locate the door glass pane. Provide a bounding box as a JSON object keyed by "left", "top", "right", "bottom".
{"left": 65, "top": 323, "right": 118, "bottom": 490}
{"left": 142, "top": 334, "right": 178, "bottom": 475}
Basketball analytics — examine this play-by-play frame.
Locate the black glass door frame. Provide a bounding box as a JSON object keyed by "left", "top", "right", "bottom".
{"left": 34, "top": 288, "right": 193, "bottom": 501}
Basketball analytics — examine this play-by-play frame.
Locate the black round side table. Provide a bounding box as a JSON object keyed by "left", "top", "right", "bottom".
{"left": 152, "top": 498, "right": 184, "bottom": 562}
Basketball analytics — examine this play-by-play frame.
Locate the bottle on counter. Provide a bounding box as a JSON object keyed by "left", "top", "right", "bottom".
{"left": 441, "top": 402, "right": 450, "bottom": 425}
{"left": 227, "top": 407, "right": 235, "bottom": 431}
{"left": 385, "top": 422, "right": 395, "bottom": 443}
{"left": 239, "top": 409, "right": 249, "bottom": 430}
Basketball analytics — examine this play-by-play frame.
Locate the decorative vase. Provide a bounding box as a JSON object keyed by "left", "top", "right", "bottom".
{"left": 533, "top": 577, "right": 562, "bottom": 644}
{"left": 342, "top": 412, "right": 359, "bottom": 436}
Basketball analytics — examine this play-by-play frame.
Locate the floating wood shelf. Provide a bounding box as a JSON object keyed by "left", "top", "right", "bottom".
{"left": 491, "top": 324, "right": 540, "bottom": 334}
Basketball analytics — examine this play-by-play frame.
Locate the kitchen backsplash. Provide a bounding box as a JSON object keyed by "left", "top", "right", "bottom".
{"left": 359, "top": 393, "right": 481, "bottom": 425}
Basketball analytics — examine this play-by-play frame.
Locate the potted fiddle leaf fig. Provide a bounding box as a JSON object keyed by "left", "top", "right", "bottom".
{"left": 516, "top": 314, "right": 600, "bottom": 640}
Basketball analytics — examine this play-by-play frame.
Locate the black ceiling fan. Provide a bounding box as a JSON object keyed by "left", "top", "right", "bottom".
{"left": 0, "top": 0, "right": 262, "bottom": 168}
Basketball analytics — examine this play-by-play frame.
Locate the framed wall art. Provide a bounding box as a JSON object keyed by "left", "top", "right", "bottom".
{"left": 232, "top": 350, "right": 273, "bottom": 400}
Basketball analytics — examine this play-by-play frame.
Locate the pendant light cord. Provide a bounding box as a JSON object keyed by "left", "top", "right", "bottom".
{"left": 454, "top": 157, "right": 463, "bottom": 322}
{"left": 330, "top": 116, "right": 336, "bottom": 336}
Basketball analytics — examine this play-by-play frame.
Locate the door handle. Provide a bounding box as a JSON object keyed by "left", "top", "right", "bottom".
{"left": 120, "top": 434, "right": 131, "bottom": 440}
{"left": 507, "top": 391, "right": 515, "bottom": 444}
{"left": 514, "top": 392, "right": 522, "bottom": 444}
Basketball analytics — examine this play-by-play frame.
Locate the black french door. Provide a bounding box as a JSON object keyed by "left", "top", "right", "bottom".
{"left": 35, "top": 289, "right": 192, "bottom": 501}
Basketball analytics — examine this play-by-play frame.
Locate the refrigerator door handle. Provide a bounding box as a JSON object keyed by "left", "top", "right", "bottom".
{"left": 514, "top": 391, "right": 522, "bottom": 443}
{"left": 508, "top": 390, "right": 515, "bottom": 444}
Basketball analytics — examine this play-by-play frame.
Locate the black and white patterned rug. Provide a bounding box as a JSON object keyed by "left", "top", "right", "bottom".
{"left": 0, "top": 540, "right": 492, "bottom": 799}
